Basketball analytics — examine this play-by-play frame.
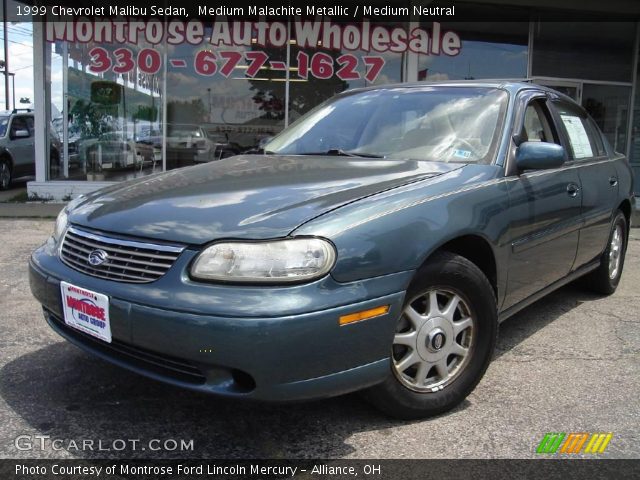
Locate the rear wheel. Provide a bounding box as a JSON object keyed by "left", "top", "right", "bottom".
{"left": 584, "top": 211, "right": 628, "bottom": 295}
{"left": 364, "top": 251, "right": 498, "bottom": 419}
{"left": 0, "top": 159, "right": 11, "bottom": 190}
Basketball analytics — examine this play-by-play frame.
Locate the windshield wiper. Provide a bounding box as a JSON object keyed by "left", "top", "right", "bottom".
{"left": 297, "top": 149, "right": 385, "bottom": 158}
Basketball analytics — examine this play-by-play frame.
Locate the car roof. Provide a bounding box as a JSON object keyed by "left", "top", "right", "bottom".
{"left": 341, "top": 80, "right": 578, "bottom": 105}
{"left": 0, "top": 110, "right": 33, "bottom": 116}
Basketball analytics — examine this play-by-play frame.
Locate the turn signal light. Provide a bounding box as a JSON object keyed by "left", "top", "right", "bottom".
{"left": 339, "top": 305, "right": 390, "bottom": 326}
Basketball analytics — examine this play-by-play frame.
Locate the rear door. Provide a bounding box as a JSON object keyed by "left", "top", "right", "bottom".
{"left": 503, "top": 92, "right": 582, "bottom": 310}
{"left": 550, "top": 100, "right": 618, "bottom": 269}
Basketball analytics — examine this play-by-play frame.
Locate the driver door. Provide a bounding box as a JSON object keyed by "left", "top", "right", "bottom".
{"left": 503, "top": 94, "right": 581, "bottom": 310}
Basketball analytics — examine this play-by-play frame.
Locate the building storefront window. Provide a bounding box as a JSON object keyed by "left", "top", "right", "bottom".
{"left": 27, "top": 9, "right": 640, "bottom": 200}
{"left": 42, "top": 18, "right": 417, "bottom": 182}
{"left": 417, "top": 21, "right": 529, "bottom": 81}
{"left": 582, "top": 84, "right": 631, "bottom": 154}
{"left": 287, "top": 20, "right": 408, "bottom": 121}
{"left": 532, "top": 22, "right": 636, "bottom": 83}
{"left": 49, "top": 38, "right": 164, "bottom": 182}
{"left": 531, "top": 21, "right": 636, "bottom": 155}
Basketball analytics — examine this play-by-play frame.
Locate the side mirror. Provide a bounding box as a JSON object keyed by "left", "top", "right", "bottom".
{"left": 515, "top": 141, "right": 565, "bottom": 171}
{"left": 11, "top": 129, "right": 30, "bottom": 139}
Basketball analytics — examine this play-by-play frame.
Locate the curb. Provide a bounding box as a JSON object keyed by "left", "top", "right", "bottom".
{"left": 0, "top": 203, "right": 64, "bottom": 218}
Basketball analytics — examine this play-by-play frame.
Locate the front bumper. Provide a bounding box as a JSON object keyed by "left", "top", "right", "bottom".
{"left": 29, "top": 239, "right": 410, "bottom": 401}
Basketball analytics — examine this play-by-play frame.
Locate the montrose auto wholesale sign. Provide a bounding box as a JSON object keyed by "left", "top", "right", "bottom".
{"left": 45, "top": 18, "right": 461, "bottom": 83}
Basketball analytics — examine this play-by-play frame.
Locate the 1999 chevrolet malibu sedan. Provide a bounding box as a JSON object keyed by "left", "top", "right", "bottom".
{"left": 30, "top": 82, "right": 634, "bottom": 418}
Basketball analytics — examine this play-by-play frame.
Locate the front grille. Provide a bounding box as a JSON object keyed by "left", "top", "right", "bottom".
{"left": 60, "top": 226, "right": 184, "bottom": 283}
{"left": 47, "top": 310, "right": 206, "bottom": 385}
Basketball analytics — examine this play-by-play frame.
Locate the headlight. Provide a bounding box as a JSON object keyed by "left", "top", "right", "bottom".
{"left": 191, "top": 238, "right": 336, "bottom": 283}
{"left": 53, "top": 195, "right": 84, "bottom": 243}
{"left": 53, "top": 208, "right": 68, "bottom": 242}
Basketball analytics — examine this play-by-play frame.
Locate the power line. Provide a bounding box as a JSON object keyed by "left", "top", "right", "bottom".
{"left": 7, "top": 29, "right": 33, "bottom": 38}
{"left": 0, "top": 37, "right": 33, "bottom": 48}
{"left": 7, "top": 25, "right": 32, "bottom": 33}
{"left": 12, "top": 64, "right": 33, "bottom": 71}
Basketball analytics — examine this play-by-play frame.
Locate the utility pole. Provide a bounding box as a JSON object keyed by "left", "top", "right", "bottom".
{"left": 2, "top": 0, "right": 8, "bottom": 110}
{"left": 8, "top": 72, "right": 13, "bottom": 109}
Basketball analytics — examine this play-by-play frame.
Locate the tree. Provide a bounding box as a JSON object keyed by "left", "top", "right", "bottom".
{"left": 247, "top": 44, "right": 349, "bottom": 122}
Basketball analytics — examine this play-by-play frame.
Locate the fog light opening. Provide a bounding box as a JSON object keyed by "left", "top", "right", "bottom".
{"left": 231, "top": 369, "right": 256, "bottom": 393}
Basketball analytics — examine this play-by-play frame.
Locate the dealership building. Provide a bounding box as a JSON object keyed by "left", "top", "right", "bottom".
{"left": 21, "top": 0, "right": 640, "bottom": 199}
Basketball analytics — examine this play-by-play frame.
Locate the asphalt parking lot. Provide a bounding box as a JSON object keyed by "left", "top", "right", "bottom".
{"left": 0, "top": 219, "right": 638, "bottom": 460}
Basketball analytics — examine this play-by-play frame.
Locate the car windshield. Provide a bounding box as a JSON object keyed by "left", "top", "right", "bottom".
{"left": 266, "top": 87, "right": 508, "bottom": 164}
{"left": 0, "top": 116, "right": 8, "bottom": 137}
{"left": 167, "top": 125, "right": 203, "bottom": 138}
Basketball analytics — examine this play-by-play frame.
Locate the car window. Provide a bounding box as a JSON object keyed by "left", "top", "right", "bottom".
{"left": 523, "top": 106, "right": 545, "bottom": 142}
{"left": 586, "top": 117, "right": 606, "bottom": 156}
{"left": 10, "top": 116, "right": 30, "bottom": 137}
{"left": 0, "top": 116, "right": 8, "bottom": 137}
{"left": 25, "top": 117, "right": 35, "bottom": 136}
{"left": 553, "top": 101, "right": 597, "bottom": 160}
{"left": 167, "top": 126, "right": 202, "bottom": 138}
{"left": 521, "top": 100, "right": 556, "bottom": 144}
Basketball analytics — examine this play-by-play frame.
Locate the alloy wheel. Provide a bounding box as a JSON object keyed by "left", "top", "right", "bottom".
{"left": 608, "top": 224, "right": 623, "bottom": 280}
{"left": 392, "top": 288, "right": 475, "bottom": 393}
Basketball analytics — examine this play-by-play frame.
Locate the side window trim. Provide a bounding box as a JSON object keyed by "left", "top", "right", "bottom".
{"left": 505, "top": 91, "right": 563, "bottom": 177}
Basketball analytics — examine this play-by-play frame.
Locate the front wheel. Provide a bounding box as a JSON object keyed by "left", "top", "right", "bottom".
{"left": 364, "top": 251, "right": 498, "bottom": 419}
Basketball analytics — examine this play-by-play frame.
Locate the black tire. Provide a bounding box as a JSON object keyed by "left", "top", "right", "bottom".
{"left": 363, "top": 251, "right": 498, "bottom": 419}
{"left": 0, "top": 158, "right": 11, "bottom": 190}
{"left": 584, "top": 211, "right": 628, "bottom": 295}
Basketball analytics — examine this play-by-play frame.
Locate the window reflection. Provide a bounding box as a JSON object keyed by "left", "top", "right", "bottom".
{"left": 582, "top": 84, "right": 631, "bottom": 154}
{"left": 50, "top": 40, "right": 163, "bottom": 182}
{"left": 418, "top": 22, "right": 528, "bottom": 81}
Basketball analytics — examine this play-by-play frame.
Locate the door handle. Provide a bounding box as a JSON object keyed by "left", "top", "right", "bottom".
{"left": 609, "top": 176, "right": 618, "bottom": 187}
{"left": 567, "top": 183, "right": 580, "bottom": 197}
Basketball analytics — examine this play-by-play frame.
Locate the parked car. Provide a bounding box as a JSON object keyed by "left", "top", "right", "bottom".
{"left": 194, "top": 128, "right": 242, "bottom": 162}
{"left": 83, "top": 132, "right": 153, "bottom": 171}
{"left": 136, "top": 124, "right": 203, "bottom": 169}
{"left": 29, "top": 82, "right": 634, "bottom": 418}
{"left": 136, "top": 125, "right": 242, "bottom": 166}
{"left": 0, "top": 109, "right": 61, "bottom": 189}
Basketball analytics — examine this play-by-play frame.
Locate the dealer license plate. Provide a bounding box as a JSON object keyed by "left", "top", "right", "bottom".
{"left": 60, "top": 281, "right": 111, "bottom": 343}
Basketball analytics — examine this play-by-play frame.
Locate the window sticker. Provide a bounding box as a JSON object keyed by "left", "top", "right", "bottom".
{"left": 560, "top": 114, "right": 593, "bottom": 159}
{"left": 453, "top": 149, "right": 472, "bottom": 159}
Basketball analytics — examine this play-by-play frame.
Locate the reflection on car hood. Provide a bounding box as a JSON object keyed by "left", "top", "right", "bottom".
{"left": 68, "top": 155, "right": 463, "bottom": 244}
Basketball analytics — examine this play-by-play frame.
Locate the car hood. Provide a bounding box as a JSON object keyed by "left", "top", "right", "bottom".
{"left": 68, "top": 155, "right": 462, "bottom": 244}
